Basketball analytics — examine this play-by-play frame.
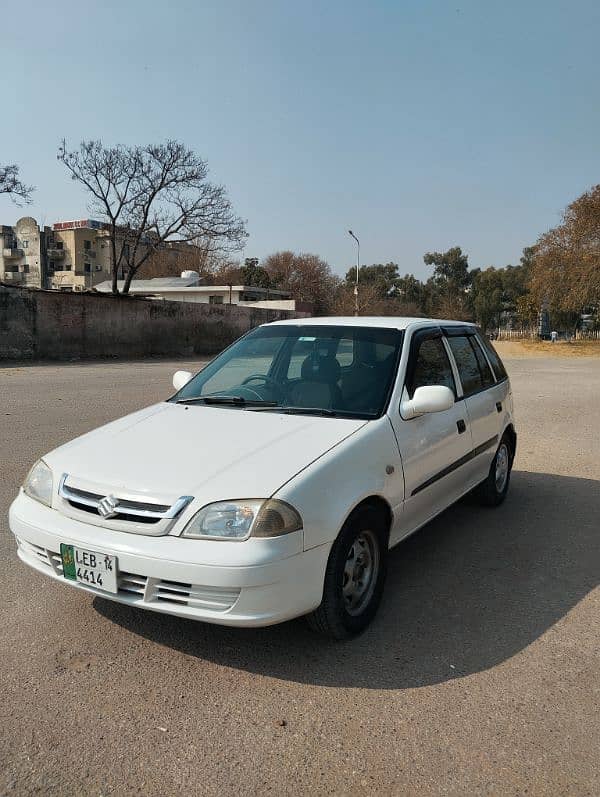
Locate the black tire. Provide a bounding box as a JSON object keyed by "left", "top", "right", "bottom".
{"left": 474, "top": 434, "right": 513, "bottom": 507}
{"left": 306, "top": 504, "right": 388, "bottom": 640}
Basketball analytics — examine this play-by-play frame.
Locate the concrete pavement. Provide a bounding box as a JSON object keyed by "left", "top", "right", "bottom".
{"left": 0, "top": 355, "right": 598, "bottom": 795}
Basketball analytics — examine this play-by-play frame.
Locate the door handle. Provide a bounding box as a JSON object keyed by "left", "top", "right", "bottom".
{"left": 456, "top": 419, "right": 467, "bottom": 434}
{"left": 496, "top": 401, "right": 502, "bottom": 413}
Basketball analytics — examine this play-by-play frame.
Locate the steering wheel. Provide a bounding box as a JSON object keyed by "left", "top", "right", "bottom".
{"left": 241, "top": 374, "right": 285, "bottom": 401}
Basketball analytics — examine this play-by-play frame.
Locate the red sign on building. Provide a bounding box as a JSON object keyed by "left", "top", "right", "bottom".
{"left": 53, "top": 219, "right": 107, "bottom": 231}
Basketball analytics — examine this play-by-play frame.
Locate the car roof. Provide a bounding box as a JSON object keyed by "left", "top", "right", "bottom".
{"left": 264, "top": 316, "right": 477, "bottom": 331}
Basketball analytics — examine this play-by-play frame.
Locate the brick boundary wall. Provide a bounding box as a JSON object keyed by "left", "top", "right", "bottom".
{"left": 0, "top": 285, "right": 308, "bottom": 361}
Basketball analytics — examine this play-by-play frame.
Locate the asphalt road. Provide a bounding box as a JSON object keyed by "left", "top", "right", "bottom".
{"left": 0, "top": 355, "right": 599, "bottom": 795}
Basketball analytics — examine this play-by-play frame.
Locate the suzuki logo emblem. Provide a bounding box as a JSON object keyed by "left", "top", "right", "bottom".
{"left": 98, "top": 494, "right": 119, "bottom": 519}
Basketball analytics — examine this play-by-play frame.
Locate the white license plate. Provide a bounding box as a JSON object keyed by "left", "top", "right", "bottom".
{"left": 60, "top": 544, "right": 118, "bottom": 594}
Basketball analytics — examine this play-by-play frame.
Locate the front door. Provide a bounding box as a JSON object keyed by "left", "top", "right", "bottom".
{"left": 388, "top": 328, "right": 473, "bottom": 544}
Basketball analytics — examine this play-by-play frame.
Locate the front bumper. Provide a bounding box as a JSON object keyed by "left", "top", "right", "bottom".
{"left": 9, "top": 492, "right": 330, "bottom": 627}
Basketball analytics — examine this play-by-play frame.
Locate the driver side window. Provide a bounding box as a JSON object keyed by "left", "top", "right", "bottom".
{"left": 407, "top": 337, "right": 456, "bottom": 399}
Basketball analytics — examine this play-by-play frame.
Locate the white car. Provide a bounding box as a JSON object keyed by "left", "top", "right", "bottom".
{"left": 10, "top": 317, "right": 515, "bottom": 639}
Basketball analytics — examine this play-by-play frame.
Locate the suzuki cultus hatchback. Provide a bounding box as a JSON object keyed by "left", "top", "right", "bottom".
{"left": 10, "top": 318, "right": 515, "bottom": 639}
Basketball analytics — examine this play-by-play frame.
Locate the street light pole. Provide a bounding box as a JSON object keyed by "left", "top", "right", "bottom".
{"left": 348, "top": 230, "right": 360, "bottom": 316}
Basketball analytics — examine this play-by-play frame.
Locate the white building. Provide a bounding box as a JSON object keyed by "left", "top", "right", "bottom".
{"left": 94, "top": 274, "right": 299, "bottom": 311}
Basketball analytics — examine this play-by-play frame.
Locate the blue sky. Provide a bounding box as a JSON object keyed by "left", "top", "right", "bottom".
{"left": 1, "top": 0, "right": 599, "bottom": 279}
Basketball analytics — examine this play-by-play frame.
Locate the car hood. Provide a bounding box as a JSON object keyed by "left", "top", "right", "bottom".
{"left": 44, "top": 402, "right": 367, "bottom": 505}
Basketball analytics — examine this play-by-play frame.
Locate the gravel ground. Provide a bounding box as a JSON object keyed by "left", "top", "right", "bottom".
{"left": 0, "top": 355, "right": 598, "bottom": 796}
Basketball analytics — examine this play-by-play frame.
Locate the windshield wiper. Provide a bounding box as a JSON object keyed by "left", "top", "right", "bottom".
{"left": 281, "top": 406, "right": 338, "bottom": 416}
{"left": 176, "top": 397, "right": 367, "bottom": 417}
{"left": 248, "top": 405, "right": 338, "bottom": 416}
{"left": 176, "top": 395, "right": 278, "bottom": 407}
{"left": 249, "top": 405, "right": 375, "bottom": 418}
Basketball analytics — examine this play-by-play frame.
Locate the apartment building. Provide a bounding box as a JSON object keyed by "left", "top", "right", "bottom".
{"left": 0, "top": 217, "right": 49, "bottom": 288}
{"left": 0, "top": 217, "right": 147, "bottom": 290}
{"left": 0, "top": 217, "right": 111, "bottom": 290}
{"left": 47, "top": 219, "right": 116, "bottom": 290}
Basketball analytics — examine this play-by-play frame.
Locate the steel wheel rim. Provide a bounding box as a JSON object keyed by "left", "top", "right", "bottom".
{"left": 495, "top": 443, "right": 509, "bottom": 493}
{"left": 342, "top": 529, "right": 380, "bottom": 617}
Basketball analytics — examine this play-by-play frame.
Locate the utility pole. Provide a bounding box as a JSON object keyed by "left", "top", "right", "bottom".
{"left": 348, "top": 230, "right": 360, "bottom": 316}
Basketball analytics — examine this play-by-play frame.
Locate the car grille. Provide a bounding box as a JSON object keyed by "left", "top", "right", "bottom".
{"left": 17, "top": 539, "right": 240, "bottom": 613}
{"left": 64, "top": 485, "right": 171, "bottom": 524}
{"left": 58, "top": 475, "right": 193, "bottom": 526}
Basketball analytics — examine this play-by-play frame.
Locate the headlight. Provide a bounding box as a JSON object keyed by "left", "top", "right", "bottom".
{"left": 181, "top": 499, "right": 302, "bottom": 540}
{"left": 23, "top": 460, "right": 53, "bottom": 507}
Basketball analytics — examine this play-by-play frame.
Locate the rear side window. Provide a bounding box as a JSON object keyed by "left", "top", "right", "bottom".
{"left": 470, "top": 337, "right": 495, "bottom": 388}
{"left": 407, "top": 337, "right": 456, "bottom": 398}
{"left": 446, "top": 335, "right": 489, "bottom": 396}
{"left": 478, "top": 334, "right": 508, "bottom": 381}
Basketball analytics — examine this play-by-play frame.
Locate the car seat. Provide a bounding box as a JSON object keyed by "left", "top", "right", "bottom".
{"left": 288, "top": 353, "right": 343, "bottom": 408}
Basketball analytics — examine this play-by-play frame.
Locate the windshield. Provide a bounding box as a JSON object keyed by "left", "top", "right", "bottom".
{"left": 172, "top": 325, "right": 404, "bottom": 419}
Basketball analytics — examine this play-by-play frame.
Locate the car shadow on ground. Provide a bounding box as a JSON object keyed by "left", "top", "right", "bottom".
{"left": 94, "top": 471, "right": 599, "bottom": 689}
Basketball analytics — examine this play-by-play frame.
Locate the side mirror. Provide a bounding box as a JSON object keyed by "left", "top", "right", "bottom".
{"left": 172, "top": 370, "right": 193, "bottom": 391}
{"left": 401, "top": 385, "right": 454, "bottom": 419}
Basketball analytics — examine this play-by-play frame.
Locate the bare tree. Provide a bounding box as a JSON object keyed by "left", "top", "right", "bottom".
{"left": 0, "top": 163, "right": 34, "bottom": 204}
{"left": 139, "top": 238, "right": 217, "bottom": 280}
{"left": 58, "top": 140, "right": 247, "bottom": 294}
{"left": 209, "top": 258, "right": 244, "bottom": 285}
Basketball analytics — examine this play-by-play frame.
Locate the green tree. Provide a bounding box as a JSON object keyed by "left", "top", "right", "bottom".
{"left": 344, "top": 262, "right": 400, "bottom": 299}
{"left": 424, "top": 246, "right": 471, "bottom": 294}
{"left": 340, "top": 263, "right": 430, "bottom": 316}
{"left": 519, "top": 245, "right": 537, "bottom": 272}
{"left": 240, "top": 257, "right": 271, "bottom": 288}
{"left": 472, "top": 268, "right": 504, "bottom": 332}
{"left": 469, "top": 260, "right": 532, "bottom": 331}
{"left": 394, "top": 273, "right": 425, "bottom": 307}
{"left": 501, "top": 263, "right": 530, "bottom": 320}
{"left": 423, "top": 246, "right": 473, "bottom": 319}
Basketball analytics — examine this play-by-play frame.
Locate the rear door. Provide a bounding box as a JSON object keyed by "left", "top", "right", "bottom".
{"left": 388, "top": 327, "right": 473, "bottom": 542}
{"left": 443, "top": 328, "right": 508, "bottom": 482}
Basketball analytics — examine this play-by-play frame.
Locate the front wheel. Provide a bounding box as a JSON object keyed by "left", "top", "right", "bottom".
{"left": 475, "top": 435, "right": 513, "bottom": 507}
{"left": 306, "top": 505, "right": 388, "bottom": 640}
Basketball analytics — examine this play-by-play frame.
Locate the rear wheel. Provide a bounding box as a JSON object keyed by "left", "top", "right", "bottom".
{"left": 475, "top": 434, "right": 513, "bottom": 507}
{"left": 306, "top": 505, "right": 388, "bottom": 640}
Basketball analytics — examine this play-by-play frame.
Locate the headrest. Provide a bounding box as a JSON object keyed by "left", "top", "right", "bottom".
{"left": 355, "top": 339, "right": 377, "bottom": 365}
{"left": 301, "top": 353, "right": 341, "bottom": 384}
